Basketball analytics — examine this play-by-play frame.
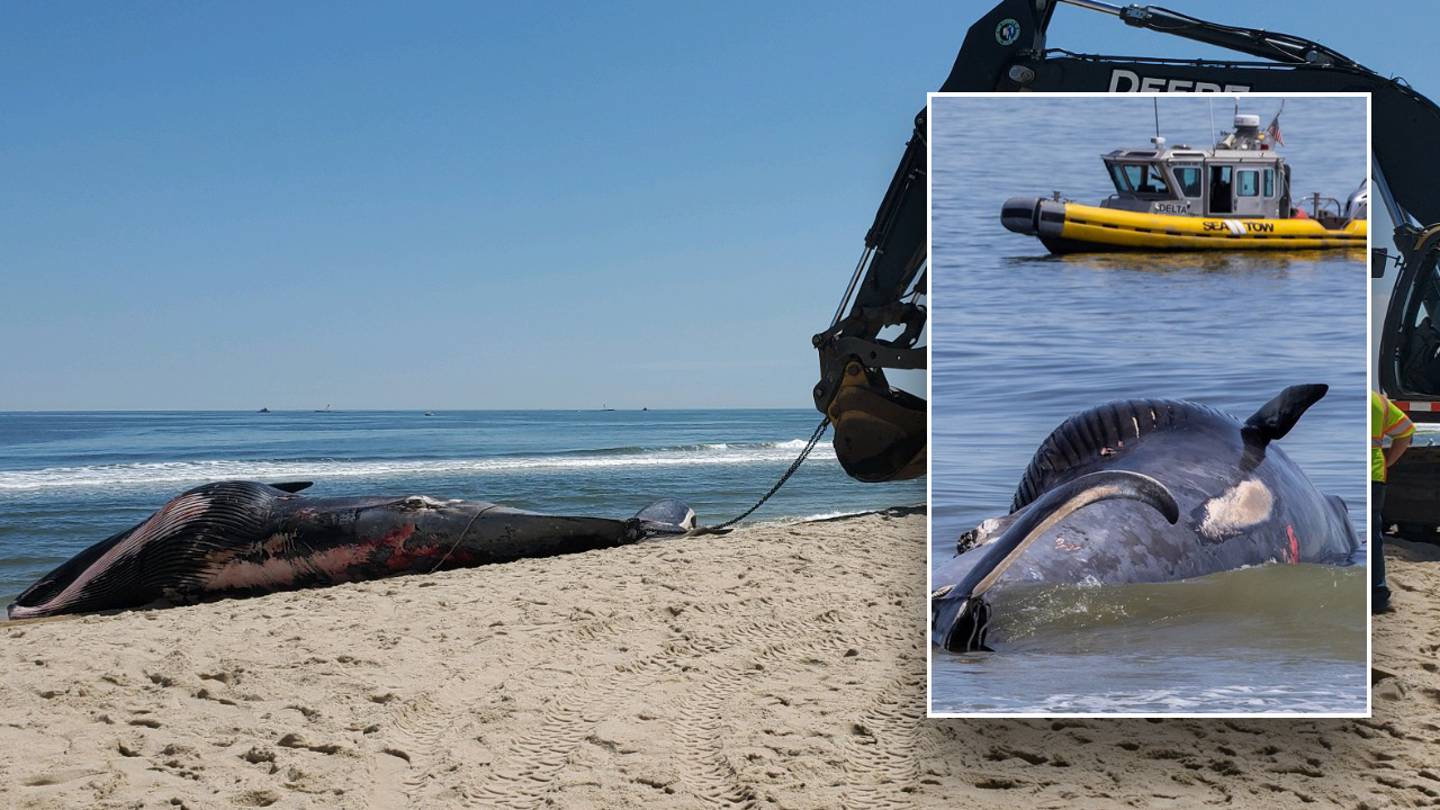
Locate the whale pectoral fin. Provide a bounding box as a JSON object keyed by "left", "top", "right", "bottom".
{"left": 930, "top": 470, "right": 1179, "bottom": 652}
{"left": 1243, "top": 384, "right": 1328, "bottom": 443}
{"left": 268, "top": 481, "right": 314, "bottom": 493}
{"left": 1326, "top": 493, "right": 1362, "bottom": 557}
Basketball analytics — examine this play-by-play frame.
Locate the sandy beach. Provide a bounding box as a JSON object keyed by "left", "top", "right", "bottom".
{"left": 2, "top": 508, "right": 1436, "bottom": 809}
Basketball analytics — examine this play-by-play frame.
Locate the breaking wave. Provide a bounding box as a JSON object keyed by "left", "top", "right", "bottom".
{"left": 0, "top": 440, "right": 837, "bottom": 493}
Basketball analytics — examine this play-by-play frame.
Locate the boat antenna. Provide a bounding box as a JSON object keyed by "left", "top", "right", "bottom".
{"left": 1153, "top": 97, "right": 1160, "bottom": 140}
{"left": 1208, "top": 98, "right": 1216, "bottom": 145}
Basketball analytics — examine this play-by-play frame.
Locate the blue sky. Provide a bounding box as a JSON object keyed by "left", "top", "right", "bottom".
{"left": 2, "top": 1, "right": 1435, "bottom": 410}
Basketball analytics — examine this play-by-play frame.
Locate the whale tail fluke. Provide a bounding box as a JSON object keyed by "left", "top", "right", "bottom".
{"left": 1243, "top": 384, "right": 1328, "bottom": 443}
{"left": 630, "top": 499, "right": 697, "bottom": 538}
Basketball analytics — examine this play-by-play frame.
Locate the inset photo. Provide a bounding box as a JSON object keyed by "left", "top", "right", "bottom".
{"left": 927, "top": 93, "right": 1369, "bottom": 716}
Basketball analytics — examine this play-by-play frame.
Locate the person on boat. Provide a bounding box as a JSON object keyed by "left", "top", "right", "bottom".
{"left": 1372, "top": 391, "right": 1415, "bottom": 614}
{"left": 1209, "top": 174, "right": 1232, "bottom": 214}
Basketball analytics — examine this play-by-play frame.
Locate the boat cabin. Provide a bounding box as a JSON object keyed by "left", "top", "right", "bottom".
{"left": 1099, "top": 115, "right": 1291, "bottom": 219}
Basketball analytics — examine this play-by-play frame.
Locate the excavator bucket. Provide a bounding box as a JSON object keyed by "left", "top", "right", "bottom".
{"left": 825, "top": 361, "right": 927, "bottom": 483}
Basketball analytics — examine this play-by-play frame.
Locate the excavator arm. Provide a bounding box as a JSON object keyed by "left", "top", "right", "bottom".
{"left": 811, "top": 110, "right": 928, "bottom": 484}
{"left": 818, "top": 0, "right": 1440, "bottom": 482}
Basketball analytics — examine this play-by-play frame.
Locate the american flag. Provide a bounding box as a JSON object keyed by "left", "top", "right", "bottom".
{"left": 1265, "top": 113, "right": 1285, "bottom": 147}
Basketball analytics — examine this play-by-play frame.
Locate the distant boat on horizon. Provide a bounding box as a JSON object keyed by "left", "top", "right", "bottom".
{"left": 258, "top": 407, "right": 270, "bottom": 413}
{"left": 315, "top": 404, "right": 333, "bottom": 413}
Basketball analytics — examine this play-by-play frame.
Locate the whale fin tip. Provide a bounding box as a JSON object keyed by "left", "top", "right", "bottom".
{"left": 1243, "top": 384, "right": 1328, "bottom": 443}
{"left": 268, "top": 481, "right": 314, "bottom": 493}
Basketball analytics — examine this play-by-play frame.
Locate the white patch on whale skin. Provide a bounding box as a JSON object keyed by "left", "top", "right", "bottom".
{"left": 1199, "top": 479, "right": 1274, "bottom": 539}
{"left": 975, "top": 518, "right": 1005, "bottom": 545}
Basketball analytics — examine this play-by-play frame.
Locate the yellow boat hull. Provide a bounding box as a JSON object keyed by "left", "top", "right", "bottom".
{"left": 1001, "top": 198, "right": 1366, "bottom": 253}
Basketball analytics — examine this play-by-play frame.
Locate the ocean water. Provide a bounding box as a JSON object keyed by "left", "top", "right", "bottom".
{"left": 929, "top": 95, "right": 1369, "bottom": 715}
{"left": 0, "top": 409, "right": 925, "bottom": 607}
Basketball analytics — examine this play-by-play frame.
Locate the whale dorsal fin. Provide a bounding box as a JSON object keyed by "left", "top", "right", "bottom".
{"left": 268, "top": 481, "right": 314, "bottom": 493}
{"left": 1242, "top": 384, "right": 1328, "bottom": 444}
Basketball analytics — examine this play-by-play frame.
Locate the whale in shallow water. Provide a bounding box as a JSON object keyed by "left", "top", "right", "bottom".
{"left": 8, "top": 481, "right": 696, "bottom": 619}
{"left": 931, "top": 384, "right": 1360, "bottom": 652}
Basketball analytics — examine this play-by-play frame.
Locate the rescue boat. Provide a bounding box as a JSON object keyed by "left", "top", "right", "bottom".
{"left": 1001, "top": 113, "right": 1367, "bottom": 254}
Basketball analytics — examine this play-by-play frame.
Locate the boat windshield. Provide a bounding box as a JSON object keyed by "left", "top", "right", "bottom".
{"left": 1173, "top": 167, "right": 1203, "bottom": 198}
{"left": 1108, "top": 163, "right": 1170, "bottom": 197}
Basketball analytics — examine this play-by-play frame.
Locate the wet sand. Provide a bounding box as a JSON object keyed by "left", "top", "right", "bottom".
{"left": 1, "top": 509, "right": 1436, "bottom": 809}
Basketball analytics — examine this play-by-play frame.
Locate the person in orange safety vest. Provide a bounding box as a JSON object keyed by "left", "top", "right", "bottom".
{"left": 1372, "top": 391, "right": 1415, "bottom": 614}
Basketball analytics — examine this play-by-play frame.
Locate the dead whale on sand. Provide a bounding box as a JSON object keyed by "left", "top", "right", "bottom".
{"left": 9, "top": 481, "right": 695, "bottom": 619}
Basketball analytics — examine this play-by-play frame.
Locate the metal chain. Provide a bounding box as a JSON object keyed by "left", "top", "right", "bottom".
{"left": 707, "top": 417, "right": 830, "bottom": 532}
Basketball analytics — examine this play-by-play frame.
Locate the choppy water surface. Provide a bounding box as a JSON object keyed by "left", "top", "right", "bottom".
{"left": 929, "top": 95, "right": 1368, "bottom": 714}
{"left": 0, "top": 409, "right": 925, "bottom": 605}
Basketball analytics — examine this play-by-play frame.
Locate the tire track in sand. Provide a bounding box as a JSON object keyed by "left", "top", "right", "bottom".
{"left": 668, "top": 602, "right": 848, "bottom": 810}
{"left": 470, "top": 600, "right": 843, "bottom": 809}
{"left": 838, "top": 670, "right": 930, "bottom": 810}
{"left": 470, "top": 635, "right": 698, "bottom": 809}
{"left": 381, "top": 693, "right": 456, "bottom": 801}
{"left": 364, "top": 611, "right": 646, "bottom": 810}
